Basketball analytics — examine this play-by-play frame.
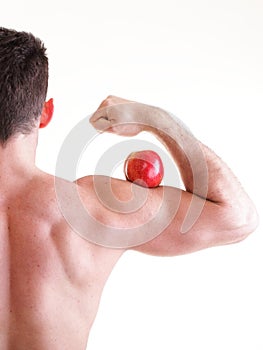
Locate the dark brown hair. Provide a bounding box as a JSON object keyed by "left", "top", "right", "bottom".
{"left": 0, "top": 27, "right": 48, "bottom": 144}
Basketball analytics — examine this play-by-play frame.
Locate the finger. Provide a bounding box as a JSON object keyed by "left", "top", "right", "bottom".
{"left": 98, "top": 95, "right": 134, "bottom": 110}
{"left": 89, "top": 115, "right": 113, "bottom": 132}
{"left": 96, "top": 95, "right": 118, "bottom": 110}
{"left": 89, "top": 106, "right": 108, "bottom": 123}
{"left": 97, "top": 97, "right": 109, "bottom": 109}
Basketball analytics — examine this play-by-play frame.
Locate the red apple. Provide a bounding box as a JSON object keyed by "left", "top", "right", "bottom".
{"left": 124, "top": 150, "right": 164, "bottom": 188}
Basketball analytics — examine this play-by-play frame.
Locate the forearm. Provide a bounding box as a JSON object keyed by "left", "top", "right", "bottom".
{"left": 143, "top": 106, "right": 258, "bottom": 225}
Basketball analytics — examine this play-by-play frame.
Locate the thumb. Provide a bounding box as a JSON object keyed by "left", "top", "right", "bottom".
{"left": 89, "top": 114, "right": 113, "bottom": 132}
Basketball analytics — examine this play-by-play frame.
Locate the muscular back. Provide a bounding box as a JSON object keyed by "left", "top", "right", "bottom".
{"left": 0, "top": 172, "right": 123, "bottom": 350}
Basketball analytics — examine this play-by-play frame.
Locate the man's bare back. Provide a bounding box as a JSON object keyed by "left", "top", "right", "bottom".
{"left": 0, "top": 170, "right": 126, "bottom": 349}
{"left": 0, "top": 28, "right": 258, "bottom": 349}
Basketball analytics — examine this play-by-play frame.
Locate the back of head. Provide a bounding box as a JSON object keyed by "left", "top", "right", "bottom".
{"left": 0, "top": 27, "right": 48, "bottom": 145}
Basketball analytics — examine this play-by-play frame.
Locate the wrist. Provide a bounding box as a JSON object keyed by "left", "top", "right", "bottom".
{"left": 139, "top": 104, "right": 174, "bottom": 133}
{"left": 143, "top": 107, "right": 179, "bottom": 142}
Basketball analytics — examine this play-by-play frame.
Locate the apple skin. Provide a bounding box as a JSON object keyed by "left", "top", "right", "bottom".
{"left": 124, "top": 150, "right": 164, "bottom": 188}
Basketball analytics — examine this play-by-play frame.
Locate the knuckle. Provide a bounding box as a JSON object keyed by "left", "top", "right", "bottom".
{"left": 106, "top": 95, "right": 119, "bottom": 104}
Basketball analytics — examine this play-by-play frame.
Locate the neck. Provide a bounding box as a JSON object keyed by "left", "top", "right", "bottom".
{"left": 0, "top": 132, "right": 39, "bottom": 184}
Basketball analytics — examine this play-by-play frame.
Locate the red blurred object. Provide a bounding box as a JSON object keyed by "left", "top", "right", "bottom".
{"left": 124, "top": 150, "right": 164, "bottom": 188}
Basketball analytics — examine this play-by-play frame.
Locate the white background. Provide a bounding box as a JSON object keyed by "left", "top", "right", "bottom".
{"left": 1, "top": 0, "right": 262, "bottom": 349}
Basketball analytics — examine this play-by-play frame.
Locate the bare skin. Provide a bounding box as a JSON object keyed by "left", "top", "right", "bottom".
{"left": 0, "top": 96, "right": 258, "bottom": 349}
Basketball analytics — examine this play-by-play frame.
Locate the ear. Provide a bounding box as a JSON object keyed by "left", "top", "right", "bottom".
{"left": 39, "top": 98, "right": 54, "bottom": 128}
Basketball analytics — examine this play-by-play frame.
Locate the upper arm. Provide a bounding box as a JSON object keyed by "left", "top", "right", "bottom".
{"left": 76, "top": 175, "right": 243, "bottom": 257}
{"left": 130, "top": 186, "right": 242, "bottom": 256}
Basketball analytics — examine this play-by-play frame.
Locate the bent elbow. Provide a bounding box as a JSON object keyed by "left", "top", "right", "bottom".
{"left": 229, "top": 204, "right": 259, "bottom": 243}
{"left": 242, "top": 206, "right": 259, "bottom": 238}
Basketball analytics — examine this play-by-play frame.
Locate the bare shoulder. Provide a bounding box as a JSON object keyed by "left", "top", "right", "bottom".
{"left": 26, "top": 172, "right": 125, "bottom": 272}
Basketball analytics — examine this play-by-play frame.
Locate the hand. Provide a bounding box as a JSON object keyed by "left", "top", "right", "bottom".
{"left": 89, "top": 95, "right": 150, "bottom": 137}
